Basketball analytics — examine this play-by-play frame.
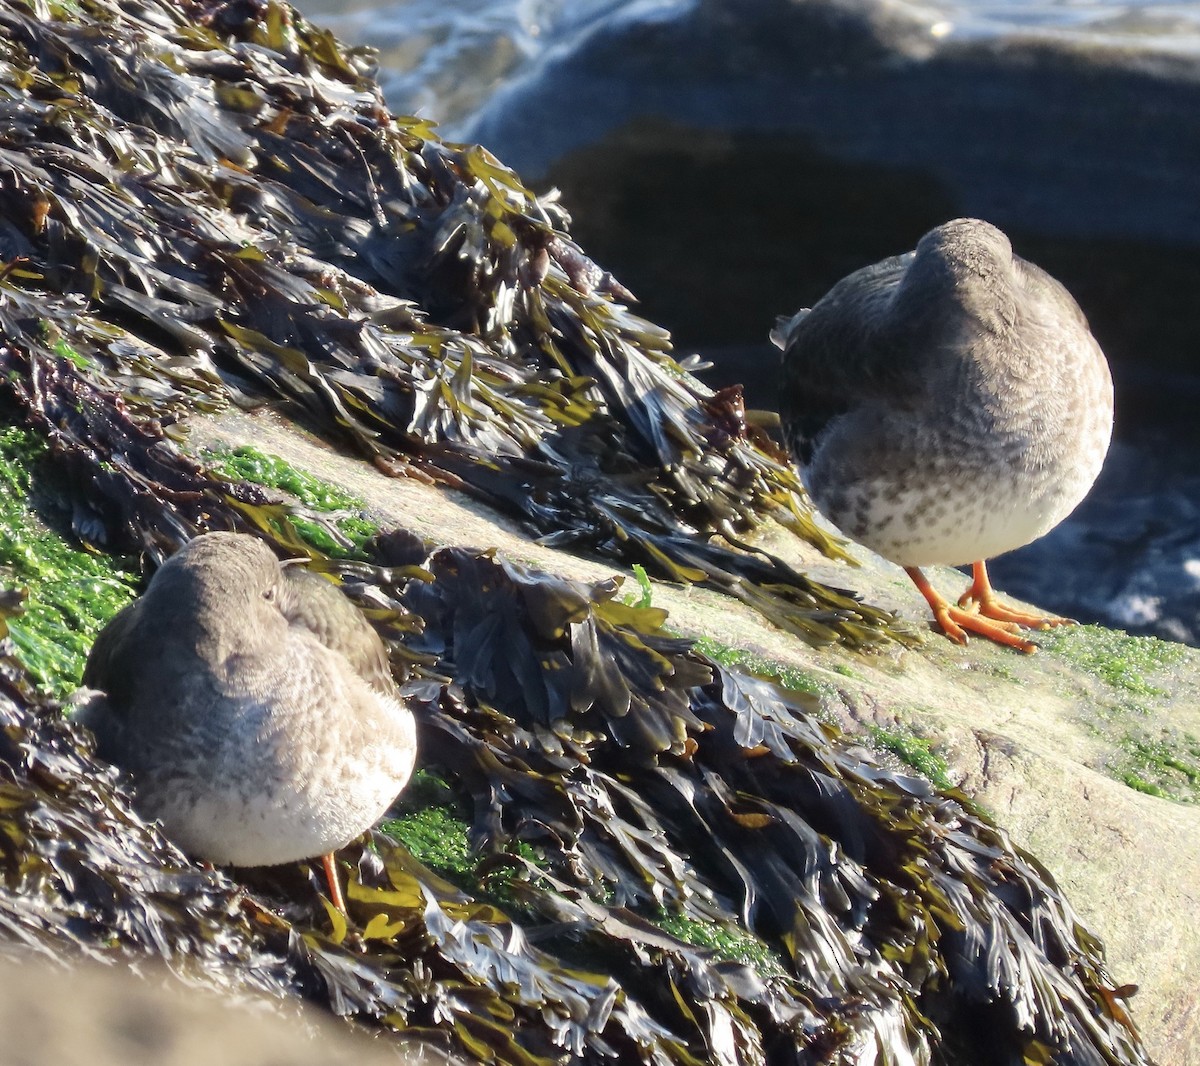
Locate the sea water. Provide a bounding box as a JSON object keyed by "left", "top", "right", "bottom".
{"left": 293, "top": 0, "right": 1200, "bottom": 127}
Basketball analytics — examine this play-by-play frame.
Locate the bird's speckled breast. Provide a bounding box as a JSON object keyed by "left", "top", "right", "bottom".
{"left": 141, "top": 684, "right": 416, "bottom": 867}
{"left": 800, "top": 329, "right": 1113, "bottom": 568}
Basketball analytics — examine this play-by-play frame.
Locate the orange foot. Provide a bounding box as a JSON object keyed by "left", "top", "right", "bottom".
{"left": 903, "top": 563, "right": 1072, "bottom": 654}
{"left": 957, "top": 561, "right": 1077, "bottom": 630}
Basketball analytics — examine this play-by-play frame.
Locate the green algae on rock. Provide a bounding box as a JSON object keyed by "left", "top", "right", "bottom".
{"left": 694, "top": 634, "right": 839, "bottom": 703}
{"left": 866, "top": 723, "right": 955, "bottom": 791}
{"left": 203, "top": 444, "right": 380, "bottom": 558}
{"left": 0, "top": 426, "right": 138, "bottom": 697}
{"left": 382, "top": 803, "right": 475, "bottom": 887}
{"left": 1118, "top": 732, "right": 1200, "bottom": 803}
{"left": 649, "top": 907, "right": 790, "bottom": 980}
{"left": 1041, "top": 625, "right": 1185, "bottom": 702}
{"left": 1037, "top": 624, "right": 1199, "bottom": 803}
{"left": 381, "top": 771, "right": 545, "bottom": 915}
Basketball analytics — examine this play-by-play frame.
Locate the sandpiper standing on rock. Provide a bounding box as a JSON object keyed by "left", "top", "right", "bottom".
{"left": 772, "top": 219, "right": 1113, "bottom": 652}
{"left": 75, "top": 532, "right": 417, "bottom": 912}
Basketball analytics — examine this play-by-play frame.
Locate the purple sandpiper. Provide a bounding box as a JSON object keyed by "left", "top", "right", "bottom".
{"left": 772, "top": 218, "right": 1113, "bottom": 652}
{"left": 75, "top": 532, "right": 417, "bottom": 911}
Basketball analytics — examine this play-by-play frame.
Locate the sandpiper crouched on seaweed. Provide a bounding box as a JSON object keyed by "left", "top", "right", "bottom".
{"left": 74, "top": 532, "right": 417, "bottom": 912}
{"left": 773, "top": 218, "right": 1114, "bottom": 652}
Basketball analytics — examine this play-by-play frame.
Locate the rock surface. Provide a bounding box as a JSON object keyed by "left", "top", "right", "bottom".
{"left": 1, "top": 954, "right": 464, "bottom": 1066}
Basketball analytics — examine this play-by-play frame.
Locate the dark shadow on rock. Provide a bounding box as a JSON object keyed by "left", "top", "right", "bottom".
{"left": 543, "top": 118, "right": 1200, "bottom": 385}
{"left": 543, "top": 119, "right": 960, "bottom": 353}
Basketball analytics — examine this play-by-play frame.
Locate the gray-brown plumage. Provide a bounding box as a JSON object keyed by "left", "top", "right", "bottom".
{"left": 76, "top": 532, "right": 417, "bottom": 904}
{"left": 772, "top": 218, "right": 1113, "bottom": 651}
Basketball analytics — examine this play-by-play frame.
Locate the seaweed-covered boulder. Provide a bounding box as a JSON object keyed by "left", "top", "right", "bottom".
{"left": 0, "top": 394, "right": 1157, "bottom": 1065}
{"left": 0, "top": 0, "right": 1189, "bottom": 1064}
{"left": 191, "top": 403, "right": 1200, "bottom": 1066}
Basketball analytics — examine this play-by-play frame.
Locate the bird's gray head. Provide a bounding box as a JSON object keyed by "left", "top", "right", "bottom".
{"left": 913, "top": 218, "right": 1013, "bottom": 280}
{"left": 898, "top": 219, "right": 1021, "bottom": 333}
{"left": 149, "top": 533, "right": 285, "bottom": 617}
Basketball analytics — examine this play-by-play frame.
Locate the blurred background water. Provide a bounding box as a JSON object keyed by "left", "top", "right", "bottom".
{"left": 296, "top": 0, "right": 1200, "bottom": 125}
{"left": 294, "top": 0, "right": 1200, "bottom": 644}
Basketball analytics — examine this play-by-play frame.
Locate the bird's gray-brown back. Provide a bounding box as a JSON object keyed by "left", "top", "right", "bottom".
{"left": 79, "top": 534, "right": 288, "bottom": 765}
{"left": 277, "top": 567, "right": 398, "bottom": 698}
{"left": 774, "top": 219, "right": 1106, "bottom": 470}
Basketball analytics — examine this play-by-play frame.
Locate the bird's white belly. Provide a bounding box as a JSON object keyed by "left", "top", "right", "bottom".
{"left": 153, "top": 757, "right": 406, "bottom": 867}
{"left": 815, "top": 471, "right": 1084, "bottom": 569}
{"left": 142, "top": 694, "right": 416, "bottom": 868}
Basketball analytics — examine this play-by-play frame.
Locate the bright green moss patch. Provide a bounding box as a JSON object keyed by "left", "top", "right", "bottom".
{"left": 0, "top": 427, "right": 138, "bottom": 698}
{"left": 1035, "top": 626, "right": 1199, "bottom": 800}
{"left": 203, "top": 444, "right": 379, "bottom": 558}
{"left": 693, "top": 636, "right": 834, "bottom": 701}
{"left": 650, "top": 908, "right": 788, "bottom": 978}
{"left": 867, "top": 725, "right": 954, "bottom": 791}
{"left": 380, "top": 769, "right": 541, "bottom": 907}
{"left": 382, "top": 804, "right": 476, "bottom": 884}
{"left": 1116, "top": 731, "right": 1200, "bottom": 804}
{"left": 380, "top": 769, "right": 475, "bottom": 883}
{"left": 53, "top": 337, "right": 92, "bottom": 370}
{"left": 1039, "top": 625, "right": 1185, "bottom": 700}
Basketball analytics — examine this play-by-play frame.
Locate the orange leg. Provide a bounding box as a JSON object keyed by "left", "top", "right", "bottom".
{"left": 904, "top": 566, "right": 1038, "bottom": 654}
{"left": 957, "top": 561, "right": 1076, "bottom": 630}
{"left": 322, "top": 852, "right": 348, "bottom": 915}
